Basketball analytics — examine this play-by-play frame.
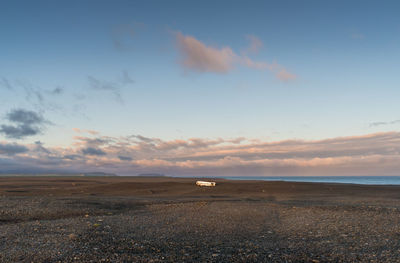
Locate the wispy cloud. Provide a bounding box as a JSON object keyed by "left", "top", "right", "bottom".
{"left": 72, "top": 128, "right": 99, "bottom": 135}
{"left": 174, "top": 32, "right": 296, "bottom": 81}
{"left": 276, "top": 69, "right": 297, "bottom": 82}
{"left": 12, "top": 79, "right": 46, "bottom": 109}
{"left": 120, "top": 71, "right": 135, "bottom": 85}
{"left": 370, "top": 119, "right": 400, "bottom": 127}
{"left": 88, "top": 76, "right": 123, "bottom": 102}
{"left": 111, "top": 23, "right": 143, "bottom": 51}
{"left": 87, "top": 71, "right": 134, "bottom": 103}
{"left": 245, "top": 35, "right": 263, "bottom": 54}
{"left": 0, "top": 77, "right": 13, "bottom": 90}
{"left": 48, "top": 87, "right": 64, "bottom": 95}
{"left": 2, "top": 78, "right": 63, "bottom": 112}
{"left": 240, "top": 56, "right": 269, "bottom": 70}
{"left": 33, "top": 141, "right": 51, "bottom": 154}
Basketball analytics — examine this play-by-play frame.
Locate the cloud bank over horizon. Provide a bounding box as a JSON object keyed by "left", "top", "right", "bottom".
{"left": 1, "top": 130, "right": 400, "bottom": 177}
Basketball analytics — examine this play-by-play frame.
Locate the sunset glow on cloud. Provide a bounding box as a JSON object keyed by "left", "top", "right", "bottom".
{"left": 2, "top": 131, "right": 400, "bottom": 176}
{"left": 175, "top": 32, "right": 296, "bottom": 80}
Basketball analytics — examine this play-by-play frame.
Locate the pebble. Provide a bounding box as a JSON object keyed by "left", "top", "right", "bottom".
{"left": 2, "top": 195, "right": 400, "bottom": 262}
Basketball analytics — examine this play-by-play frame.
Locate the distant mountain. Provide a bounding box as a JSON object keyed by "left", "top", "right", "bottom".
{"left": 0, "top": 170, "right": 118, "bottom": 177}
{"left": 137, "top": 173, "right": 166, "bottom": 177}
{"left": 0, "top": 168, "right": 73, "bottom": 175}
{"left": 82, "top": 172, "right": 118, "bottom": 177}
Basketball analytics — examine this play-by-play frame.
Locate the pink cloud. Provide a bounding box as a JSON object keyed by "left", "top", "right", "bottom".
{"left": 72, "top": 128, "right": 99, "bottom": 135}
{"left": 276, "top": 69, "right": 297, "bottom": 81}
{"left": 245, "top": 35, "right": 263, "bottom": 54}
{"left": 176, "top": 32, "right": 235, "bottom": 73}
{"left": 175, "top": 32, "right": 296, "bottom": 81}
{"left": 240, "top": 56, "right": 268, "bottom": 70}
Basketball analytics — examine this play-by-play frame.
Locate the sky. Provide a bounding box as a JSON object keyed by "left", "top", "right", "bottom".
{"left": 1, "top": 0, "right": 400, "bottom": 176}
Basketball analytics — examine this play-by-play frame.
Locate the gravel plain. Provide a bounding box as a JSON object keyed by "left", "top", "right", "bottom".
{"left": 2, "top": 176, "right": 400, "bottom": 262}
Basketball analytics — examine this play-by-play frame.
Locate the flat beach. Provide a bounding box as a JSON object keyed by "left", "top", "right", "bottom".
{"left": 2, "top": 176, "right": 400, "bottom": 262}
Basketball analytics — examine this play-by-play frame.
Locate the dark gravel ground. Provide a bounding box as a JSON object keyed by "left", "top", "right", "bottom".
{"left": 2, "top": 195, "right": 400, "bottom": 262}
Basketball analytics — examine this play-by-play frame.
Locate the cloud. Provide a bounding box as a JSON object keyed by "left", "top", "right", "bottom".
{"left": 118, "top": 155, "right": 133, "bottom": 161}
{"left": 7, "top": 109, "right": 44, "bottom": 125}
{"left": 33, "top": 141, "right": 51, "bottom": 154}
{"left": 370, "top": 119, "right": 400, "bottom": 127}
{"left": 88, "top": 76, "right": 122, "bottom": 102}
{"left": 49, "top": 87, "right": 64, "bottom": 95}
{"left": 0, "top": 142, "right": 29, "bottom": 155}
{"left": 111, "top": 24, "right": 139, "bottom": 51}
{"left": 133, "top": 135, "right": 155, "bottom": 143}
{"left": 120, "top": 71, "right": 135, "bottom": 84}
{"left": 276, "top": 69, "right": 297, "bottom": 81}
{"left": 73, "top": 136, "right": 111, "bottom": 148}
{"left": 63, "top": 154, "right": 82, "bottom": 160}
{"left": 72, "top": 128, "right": 99, "bottom": 135}
{"left": 0, "top": 125, "right": 40, "bottom": 139}
{"left": 175, "top": 32, "right": 235, "bottom": 73}
{"left": 245, "top": 35, "right": 263, "bottom": 54}
{"left": 6, "top": 79, "right": 62, "bottom": 112}
{"left": 3, "top": 131, "right": 400, "bottom": 176}
{"left": 81, "top": 147, "right": 106, "bottom": 156}
{"left": 241, "top": 56, "right": 268, "bottom": 70}
{"left": 0, "top": 109, "right": 47, "bottom": 139}
{"left": 23, "top": 85, "right": 44, "bottom": 105}
{"left": 239, "top": 58, "right": 295, "bottom": 81}
{"left": 87, "top": 72, "right": 134, "bottom": 103}
{"left": 174, "top": 32, "right": 296, "bottom": 81}
{"left": 1, "top": 77, "right": 13, "bottom": 90}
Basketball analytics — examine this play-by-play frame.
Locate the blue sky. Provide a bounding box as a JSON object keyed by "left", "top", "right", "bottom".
{"left": 1, "top": 1, "right": 400, "bottom": 175}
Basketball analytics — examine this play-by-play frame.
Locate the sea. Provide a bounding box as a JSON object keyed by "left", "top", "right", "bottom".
{"left": 221, "top": 176, "right": 400, "bottom": 185}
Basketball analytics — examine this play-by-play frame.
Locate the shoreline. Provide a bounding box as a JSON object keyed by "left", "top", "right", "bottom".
{"left": 3, "top": 174, "right": 400, "bottom": 186}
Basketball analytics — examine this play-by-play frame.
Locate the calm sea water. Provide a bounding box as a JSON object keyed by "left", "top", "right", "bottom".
{"left": 222, "top": 176, "right": 400, "bottom": 185}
